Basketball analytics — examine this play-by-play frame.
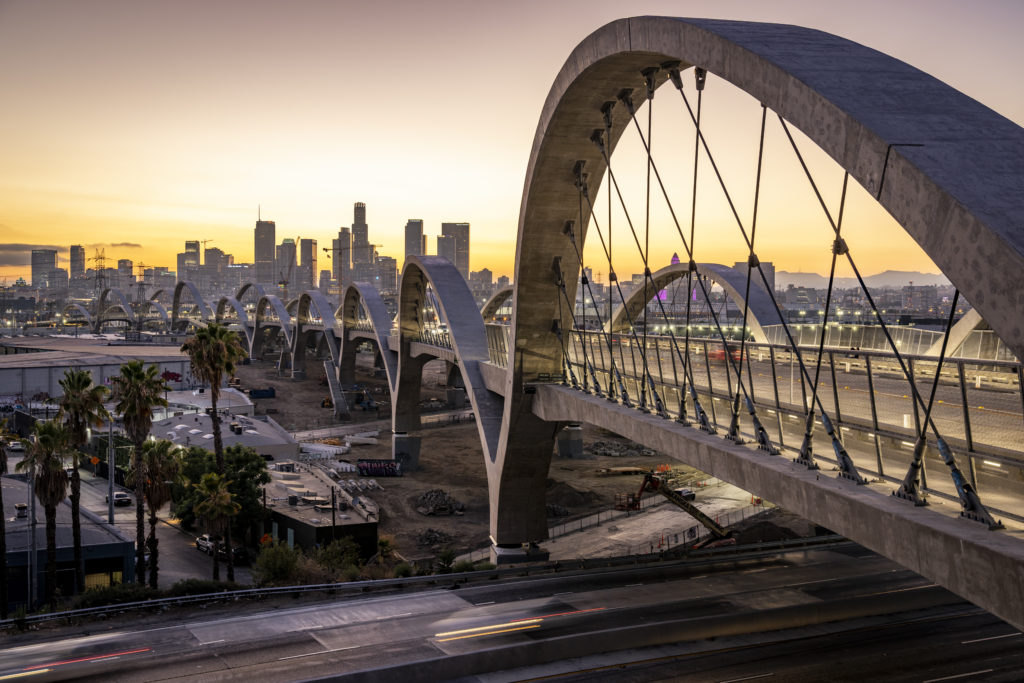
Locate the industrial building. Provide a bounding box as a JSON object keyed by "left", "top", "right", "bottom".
{"left": 151, "top": 413, "right": 299, "bottom": 460}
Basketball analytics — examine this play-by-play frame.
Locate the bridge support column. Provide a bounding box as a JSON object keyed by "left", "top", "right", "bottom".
{"left": 490, "top": 542, "right": 550, "bottom": 566}
{"left": 392, "top": 432, "right": 421, "bottom": 471}
{"left": 556, "top": 423, "right": 584, "bottom": 458}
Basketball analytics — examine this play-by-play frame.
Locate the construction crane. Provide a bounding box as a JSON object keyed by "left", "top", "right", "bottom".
{"left": 620, "top": 472, "right": 735, "bottom": 549}
{"left": 200, "top": 239, "right": 214, "bottom": 249}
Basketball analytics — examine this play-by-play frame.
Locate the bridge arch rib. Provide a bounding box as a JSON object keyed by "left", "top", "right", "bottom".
{"left": 481, "top": 285, "right": 513, "bottom": 320}
{"left": 215, "top": 296, "right": 255, "bottom": 348}
{"left": 97, "top": 288, "right": 136, "bottom": 331}
{"left": 605, "top": 262, "right": 783, "bottom": 341}
{"left": 338, "top": 282, "right": 397, "bottom": 391}
{"left": 492, "top": 13, "right": 1024, "bottom": 623}
{"left": 62, "top": 303, "right": 93, "bottom": 329}
{"left": 171, "top": 280, "right": 213, "bottom": 331}
{"left": 396, "top": 256, "right": 503, "bottom": 463}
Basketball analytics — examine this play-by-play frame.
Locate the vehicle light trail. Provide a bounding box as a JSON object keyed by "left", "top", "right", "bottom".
{"left": 22, "top": 647, "right": 151, "bottom": 671}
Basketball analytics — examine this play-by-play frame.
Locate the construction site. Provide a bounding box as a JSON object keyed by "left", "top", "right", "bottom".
{"left": 233, "top": 354, "right": 806, "bottom": 565}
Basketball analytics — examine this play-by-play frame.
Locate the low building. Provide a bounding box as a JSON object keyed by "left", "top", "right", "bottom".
{"left": 264, "top": 460, "right": 378, "bottom": 558}
{"left": 151, "top": 413, "right": 299, "bottom": 460}
{"left": 2, "top": 475, "right": 135, "bottom": 609}
{"left": 165, "top": 388, "right": 254, "bottom": 417}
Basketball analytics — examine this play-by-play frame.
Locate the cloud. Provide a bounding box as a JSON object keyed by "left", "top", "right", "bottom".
{"left": 0, "top": 243, "right": 64, "bottom": 267}
{"left": 86, "top": 242, "right": 143, "bottom": 249}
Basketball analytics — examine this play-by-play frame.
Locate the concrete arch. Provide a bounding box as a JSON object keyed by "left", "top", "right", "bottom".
{"left": 149, "top": 289, "right": 165, "bottom": 302}
{"left": 235, "top": 281, "right": 267, "bottom": 302}
{"left": 61, "top": 303, "right": 93, "bottom": 329}
{"left": 605, "top": 262, "right": 783, "bottom": 341}
{"left": 481, "top": 286, "right": 514, "bottom": 320}
{"left": 215, "top": 296, "right": 255, "bottom": 347}
{"left": 338, "top": 282, "right": 397, "bottom": 392}
{"left": 98, "top": 288, "right": 136, "bottom": 328}
{"left": 294, "top": 290, "right": 342, "bottom": 374}
{"left": 137, "top": 298, "right": 170, "bottom": 329}
{"left": 254, "top": 294, "right": 293, "bottom": 351}
{"left": 495, "top": 16, "right": 1024, "bottom": 549}
{"left": 396, "top": 256, "right": 503, "bottom": 462}
{"left": 171, "top": 280, "right": 213, "bottom": 330}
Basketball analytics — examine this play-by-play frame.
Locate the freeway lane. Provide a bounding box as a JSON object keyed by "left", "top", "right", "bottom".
{"left": 1, "top": 547, "right": 1015, "bottom": 682}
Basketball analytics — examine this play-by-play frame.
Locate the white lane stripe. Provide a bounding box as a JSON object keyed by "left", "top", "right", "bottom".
{"left": 719, "top": 674, "right": 773, "bottom": 683}
{"left": 277, "top": 645, "right": 358, "bottom": 661}
{"left": 961, "top": 632, "right": 1021, "bottom": 644}
{"left": 922, "top": 670, "right": 994, "bottom": 683}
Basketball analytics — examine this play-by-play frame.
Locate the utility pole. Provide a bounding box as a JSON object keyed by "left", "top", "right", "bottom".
{"left": 27, "top": 456, "right": 36, "bottom": 611}
{"left": 108, "top": 420, "right": 115, "bottom": 524}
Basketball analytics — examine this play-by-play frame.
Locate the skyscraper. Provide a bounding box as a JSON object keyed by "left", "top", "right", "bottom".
{"left": 69, "top": 245, "right": 85, "bottom": 278}
{"left": 255, "top": 219, "right": 276, "bottom": 285}
{"left": 351, "top": 202, "right": 372, "bottom": 280}
{"left": 297, "top": 238, "right": 317, "bottom": 291}
{"left": 31, "top": 249, "right": 56, "bottom": 288}
{"left": 332, "top": 227, "right": 352, "bottom": 290}
{"left": 376, "top": 256, "right": 398, "bottom": 293}
{"left": 404, "top": 219, "right": 424, "bottom": 265}
{"left": 276, "top": 238, "right": 296, "bottom": 288}
{"left": 441, "top": 222, "right": 470, "bottom": 279}
{"left": 436, "top": 234, "right": 457, "bottom": 266}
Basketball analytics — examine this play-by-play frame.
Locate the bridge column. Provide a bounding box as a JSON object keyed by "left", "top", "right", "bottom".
{"left": 556, "top": 423, "right": 584, "bottom": 459}
{"left": 392, "top": 432, "right": 421, "bottom": 471}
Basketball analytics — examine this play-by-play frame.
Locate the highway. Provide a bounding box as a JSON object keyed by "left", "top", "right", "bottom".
{"left": 2, "top": 546, "right": 1021, "bottom": 682}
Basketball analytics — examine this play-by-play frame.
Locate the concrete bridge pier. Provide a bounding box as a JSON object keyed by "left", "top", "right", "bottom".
{"left": 392, "top": 432, "right": 421, "bottom": 471}
{"left": 556, "top": 423, "right": 584, "bottom": 459}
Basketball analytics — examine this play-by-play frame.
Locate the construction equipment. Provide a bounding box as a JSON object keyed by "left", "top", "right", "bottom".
{"left": 619, "top": 472, "right": 735, "bottom": 548}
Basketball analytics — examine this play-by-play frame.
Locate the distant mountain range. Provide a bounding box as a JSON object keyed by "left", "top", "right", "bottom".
{"left": 775, "top": 270, "right": 950, "bottom": 290}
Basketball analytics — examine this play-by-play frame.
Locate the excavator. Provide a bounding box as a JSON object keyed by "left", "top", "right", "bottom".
{"left": 622, "top": 472, "right": 736, "bottom": 549}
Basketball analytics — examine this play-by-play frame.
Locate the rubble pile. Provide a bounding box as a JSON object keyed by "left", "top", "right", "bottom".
{"left": 546, "top": 504, "right": 569, "bottom": 518}
{"left": 415, "top": 489, "right": 466, "bottom": 516}
{"left": 416, "top": 528, "right": 454, "bottom": 547}
{"left": 585, "top": 440, "right": 659, "bottom": 458}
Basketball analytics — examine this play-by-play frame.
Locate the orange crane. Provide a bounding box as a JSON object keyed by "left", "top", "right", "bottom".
{"left": 620, "top": 472, "right": 735, "bottom": 548}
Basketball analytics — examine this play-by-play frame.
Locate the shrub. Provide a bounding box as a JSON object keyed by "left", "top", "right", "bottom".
{"left": 314, "top": 538, "right": 361, "bottom": 573}
{"left": 253, "top": 541, "right": 301, "bottom": 585}
{"left": 451, "top": 560, "right": 477, "bottom": 573}
{"left": 393, "top": 562, "right": 413, "bottom": 578}
{"left": 434, "top": 548, "right": 456, "bottom": 574}
{"left": 73, "top": 583, "right": 159, "bottom": 609}
{"left": 341, "top": 564, "right": 362, "bottom": 582}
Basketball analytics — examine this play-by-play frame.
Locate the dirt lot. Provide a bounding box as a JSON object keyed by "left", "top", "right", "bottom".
{"left": 233, "top": 355, "right": 786, "bottom": 564}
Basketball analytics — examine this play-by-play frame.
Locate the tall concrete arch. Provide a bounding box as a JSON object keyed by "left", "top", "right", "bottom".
{"left": 338, "top": 282, "right": 398, "bottom": 391}
{"left": 496, "top": 16, "right": 1024, "bottom": 551}
{"left": 605, "top": 262, "right": 783, "bottom": 342}
{"left": 252, "top": 294, "right": 293, "bottom": 360}
{"left": 395, "top": 256, "right": 503, "bottom": 465}
{"left": 62, "top": 303, "right": 93, "bottom": 329}
{"left": 293, "top": 290, "right": 342, "bottom": 377}
{"left": 215, "top": 296, "right": 255, "bottom": 348}
{"left": 137, "top": 298, "right": 170, "bottom": 329}
{"left": 171, "top": 281, "right": 212, "bottom": 331}
{"left": 97, "top": 288, "right": 136, "bottom": 331}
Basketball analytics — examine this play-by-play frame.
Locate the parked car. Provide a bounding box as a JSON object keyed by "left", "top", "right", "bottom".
{"left": 106, "top": 491, "right": 132, "bottom": 506}
{"left": 216, "top": 545, "right": 251, "bottom": 565}
{"left": 674, "top": 488, "right": 696, "bottom": 502}
{"left": 195, "top": 534, "right": 220, "bottom": 555}
{"left": 4, "top": 440, "right": 25, "bottom": 453}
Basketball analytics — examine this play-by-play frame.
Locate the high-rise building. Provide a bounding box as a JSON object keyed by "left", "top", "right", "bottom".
{"left": 255, "top": 219, "right": 276, "bottom": 285}
{"left": 117, "top": 259, "right": 133, "bottom": 278}
{"left": 69, "top": 245, "right": 85, "bottom": 278}
{"left": 31, "top": 249, "right": 57, "bottom": 288}
{"left": 332, "top": 228, "right": 352, "bottom": 290}
{"left": 351, "top": 202, "right": 371, "bottom": 274}
{"left": 297, "top": 238, "right": 317, "bottom": 291}
{"left": 376, "top": 256, "right": 398, "bottom": 293}
{"left": 185, "top": 241, "right": 200, "bottom": 263}
{"left": 441, "top": 222, "right": 470, "bottom": 279}
{"left": 437, "top": 234, "right": 457, "bottom": 266}
{"left": 404, "top": 219, "right": 424, "bottom": 265}
{"left": 276, "top": 238, "right": 296, "bottom": 288}
{"left": 47, "top": 268, "right": 69, "bottom": 290}
{"left": 318, "top": 269, "right": 332, "bottom": 293}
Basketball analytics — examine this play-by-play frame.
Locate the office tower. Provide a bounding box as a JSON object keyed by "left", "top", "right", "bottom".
{"left": 318, "top": 269, "right": 332, "bottom": 292}
{"left": 404, "top": 219, "right": 424, "bottom": 265}
{"left": 437, "top": 234, "right": 457, "bottom": 266}
{"left": 497, "top": 275, "right": 511, "bottom": 289}
{"left": 351, "top": 202, "right": 371, "bottom": 277}
{"left": 441, "top": 222, "right": 470, "bottom": 279}
{"left": 205, "top": 248, "right": 227, "bottom": 272}
{"left": 297, "top": 238, "right": 317, "bottom": 291}
{"left": 69, "top": 245, "right": 85, "bottom": 278}
{"left": 47, "top": 268, "right": 69, "bottom": 290}
{"left": 332, "top": 227, "right": 352, "bottom": 290}
{"left": 31, "top": 249, "right": 57, "bottom": 288}
{"left": 255, "top": 219, "right": 276, "bottom": 285}
{"left": 185, "top": 241, "right": 200, "bottom": 264}
{"left": 276, "top": 238, "right": 296, "bottom": 288}
{"left": 376, "top": 256, "right": 398, "bottom": 293}
{"left": 118, "top": 259, "right": 133, "bottom": 277}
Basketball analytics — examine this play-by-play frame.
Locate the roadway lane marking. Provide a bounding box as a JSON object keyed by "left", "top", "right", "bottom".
{"left": 922, "top": 670, "right": 994, "bottom": 682}
{"left": 437, "top": 624, "right": 541, "bottom": 642}
{"left": 0, "top": 672, "right": 51, "bottom": 681}
{"left": 474, "top": 601, "right": 495, "bottom": 606}
{"left": 375, "top": 612, "right": 412, "bottom": 620}
{"left": 961, "top": 632, "right": 1021, "bottom": 644}
{"left": 277, "top": 645, "right": 358, "bottom": 661}
{"left": 23, "top": 648, "right": 152, "bottom": 670}
{"left": 719, "top": 674, "right": 773, "bottom": 682}
{"left": 553, "top": 592, "right": 574, "bottom": 596}
{"left": 204, "top": 639, "right": 225, "bottom": 645}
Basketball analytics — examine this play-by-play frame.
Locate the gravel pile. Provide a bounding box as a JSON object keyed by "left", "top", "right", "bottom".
{"left": 585, "top": 440, "right": 659, "bottom": 458}
{"left": 416, "top": 528, "right": 454, "bottom": 547}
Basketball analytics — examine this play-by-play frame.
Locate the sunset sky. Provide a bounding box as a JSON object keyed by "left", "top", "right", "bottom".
{"left": 1, "top": 0, "right": 1022, "bottom": 285}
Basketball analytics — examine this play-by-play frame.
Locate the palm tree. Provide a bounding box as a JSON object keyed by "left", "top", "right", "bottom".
{"left": 181, "top": 323, "right": 246, "bottom": 581}
{"left": 193, "top": 472, "right": 240, "bottom": 582}
{"left": 0, "top": 419, "right": 16, "bottom": 618}
{"left": 57, "top": 368, "right": 110, "bottom": 594}
{"left": 129, "top": 440, "right": 181, "bottom": 589}
{"left": 15, "top": 420, "right": 70, "bottom": 607}
{"left": 110, "top": 360, "right": 168, "bottom": 584}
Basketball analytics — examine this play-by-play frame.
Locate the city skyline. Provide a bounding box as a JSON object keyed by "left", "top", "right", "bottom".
{"left": 1, "top": 1, "right": 1022, "bottom": 283}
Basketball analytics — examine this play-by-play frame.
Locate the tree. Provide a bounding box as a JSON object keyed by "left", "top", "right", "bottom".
{"left": 170, "top": 445, "right": 269, "bottom": 544}
{"left": 193, "top": 472, "right": 240, "bottom": 582}
{"left": 181, "top": 323, "right": 246, "bottom": 582}
{"left": 110, "top": 360, "right": 168, "bottom": 584}
{"left": 15, "top": 420, "right": 70, "bottom": 607}
{"left": 129, "top": 439, "right": 181, "bottom": 589}
{"left": 57, "top": 368, "right": 110, "bottom": 593}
